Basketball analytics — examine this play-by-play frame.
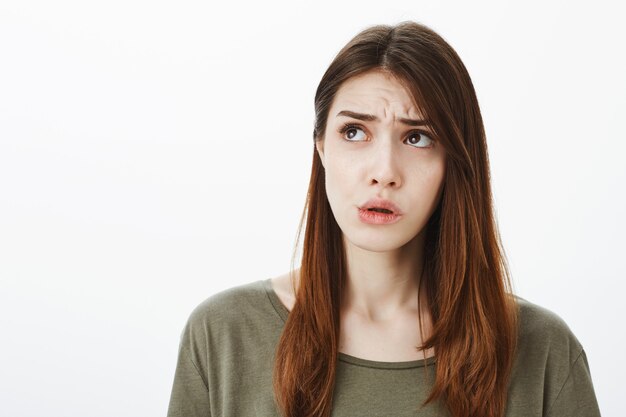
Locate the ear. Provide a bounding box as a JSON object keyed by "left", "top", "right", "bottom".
{"left": 315, "top": 140, "right": 325, "bottom": 168}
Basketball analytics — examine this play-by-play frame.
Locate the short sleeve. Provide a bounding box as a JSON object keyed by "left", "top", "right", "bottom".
{"left": 545, "top": 349, "right": 601, "bottom": 417}
{"left": 166, "top": 342, "right": 211, "bottom": 417}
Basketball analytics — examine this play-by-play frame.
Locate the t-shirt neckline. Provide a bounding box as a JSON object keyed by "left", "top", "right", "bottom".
{"left": 261, "top": 277, "right": 436, "bottom": 370}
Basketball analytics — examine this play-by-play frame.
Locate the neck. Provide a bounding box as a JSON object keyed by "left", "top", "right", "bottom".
{"left": 340, "top": 230, "right": 427, "bottom": 322}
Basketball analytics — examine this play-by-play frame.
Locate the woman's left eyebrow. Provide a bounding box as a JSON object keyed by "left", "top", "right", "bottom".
{"left": 336, "top": 110, "right": 430, "bottom": 126}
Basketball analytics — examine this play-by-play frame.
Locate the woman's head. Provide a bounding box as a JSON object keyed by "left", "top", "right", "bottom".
{"left": 311, "top": 21, "right": 489, "bottom": 256}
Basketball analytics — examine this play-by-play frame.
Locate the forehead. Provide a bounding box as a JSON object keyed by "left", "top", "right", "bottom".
{"left": 330, "top": 70, "right": 422, "bottom": 118}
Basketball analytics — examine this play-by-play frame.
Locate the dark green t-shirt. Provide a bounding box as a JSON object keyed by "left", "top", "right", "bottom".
{"left": 166, "top": 278, "right": 601, "bottom": 416}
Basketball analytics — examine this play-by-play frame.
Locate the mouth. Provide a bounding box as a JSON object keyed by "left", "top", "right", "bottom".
{"left": 358, "top": 206, "right": 402, "bottom": 224}
{"left": 366, "top": 208, "right": 394, "bottom": 214}
{"left": 359, "top": 197, "right": 402, "bottom": 215}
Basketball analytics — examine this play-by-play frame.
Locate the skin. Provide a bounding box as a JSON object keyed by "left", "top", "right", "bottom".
{"left": 272, "top": 69, "right": 446, "bottom": 361}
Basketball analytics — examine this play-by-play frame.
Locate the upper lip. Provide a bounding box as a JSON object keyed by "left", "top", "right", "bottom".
{"left": 359, "top": 197, "right": 402, "bottom": 215}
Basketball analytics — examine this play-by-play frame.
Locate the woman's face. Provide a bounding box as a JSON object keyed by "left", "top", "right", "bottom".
{"left": 316, "top": 69, "right": 446, "bottom": 252}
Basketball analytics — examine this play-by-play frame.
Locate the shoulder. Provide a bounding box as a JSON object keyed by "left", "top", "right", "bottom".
{"left": 183, "top": 279, "right": 266, "bottom": 334}
{"left": 508, "top": 297, "right": 601, "bottom": 415}
{"left": 513, "top": 294, "right": 585, "bottom": 376}
{"left": 175, "top": 279, "right": 271, "bottom": 370}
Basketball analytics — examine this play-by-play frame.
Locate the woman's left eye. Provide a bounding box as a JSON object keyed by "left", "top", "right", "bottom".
{"left": 404, "top": 131, "right": 434, "bottom": 148}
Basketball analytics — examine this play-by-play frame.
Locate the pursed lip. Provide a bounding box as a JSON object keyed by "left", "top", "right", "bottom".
{"left": 359, "top": 197, "right": 402, "bottom": 215}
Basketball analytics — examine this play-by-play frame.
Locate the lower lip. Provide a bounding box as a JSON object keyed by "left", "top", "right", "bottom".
{"left": 358, "top": 208, "right": 402, "bottom": 224}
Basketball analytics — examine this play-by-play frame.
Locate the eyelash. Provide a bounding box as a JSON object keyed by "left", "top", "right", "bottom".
{"left": 337, "top": 122, "right": 435, "bottom": 148}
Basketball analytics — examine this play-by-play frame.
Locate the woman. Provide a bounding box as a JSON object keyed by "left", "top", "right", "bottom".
{"left": 166, "top": 21, "right": 601, "bottom": 417}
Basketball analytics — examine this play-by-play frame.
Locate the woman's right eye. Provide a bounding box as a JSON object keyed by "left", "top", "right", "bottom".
{"left": 339, "top": 124, "right": 367, "bottom": 141}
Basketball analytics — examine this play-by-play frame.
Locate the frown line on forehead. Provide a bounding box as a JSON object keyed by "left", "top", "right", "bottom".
{"left": 336, "top": 110, "right": 431, "bottom": 127}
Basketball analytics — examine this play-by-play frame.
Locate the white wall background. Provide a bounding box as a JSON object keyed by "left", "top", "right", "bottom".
{"left": 1, "top": 0, "right": 624, "bottom": 416}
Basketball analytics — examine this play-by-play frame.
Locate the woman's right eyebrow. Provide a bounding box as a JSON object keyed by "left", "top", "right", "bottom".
{"left": 336, "top": 110, "right": 430, "bottom": 127}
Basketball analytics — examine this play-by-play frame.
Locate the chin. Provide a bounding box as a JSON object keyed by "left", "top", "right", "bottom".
{"left": 343, "top": 230, "right": 414, "bottom": 253}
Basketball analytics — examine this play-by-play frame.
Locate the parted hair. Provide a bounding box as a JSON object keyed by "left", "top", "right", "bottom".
{"left": 272, "top": 20, "right": 518, "bottom": 417}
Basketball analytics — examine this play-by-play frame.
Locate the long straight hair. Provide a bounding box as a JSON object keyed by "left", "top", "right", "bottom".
{"left": 272, "top": 21, "right": 518, "bottom": 417}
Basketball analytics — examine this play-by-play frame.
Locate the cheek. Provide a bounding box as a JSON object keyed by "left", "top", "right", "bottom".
{"left": 425, "top": 165, "right": 446, "bottom": 209}
{"left": 324, "top": 163, "right": 344, "bottom": 196}
{"left": 324, "top": 157, "right": 355, "bottom": 205}
{"left": 411, "top": 162, "right": 446, "bottom": 204}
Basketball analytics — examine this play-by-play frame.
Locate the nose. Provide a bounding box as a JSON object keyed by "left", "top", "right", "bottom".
{"left": 369, "top": 138, "right": 402, "bottom": 188}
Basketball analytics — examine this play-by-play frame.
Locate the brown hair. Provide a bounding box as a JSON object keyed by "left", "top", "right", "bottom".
{"left": 272, "top": 20, "right": 518, "bottom": 417}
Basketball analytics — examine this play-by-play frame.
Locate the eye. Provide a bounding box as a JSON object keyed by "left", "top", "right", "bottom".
{"left": 404, "top": 131, "right": 434, "bottom": 148}
{"left": 338, "top": 123, "right": 367, "bottom": 141}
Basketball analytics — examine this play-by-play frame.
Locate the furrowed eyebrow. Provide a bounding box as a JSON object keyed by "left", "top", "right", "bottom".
{"left": 336, "top": 110, "right": 431, "bottom": 127}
